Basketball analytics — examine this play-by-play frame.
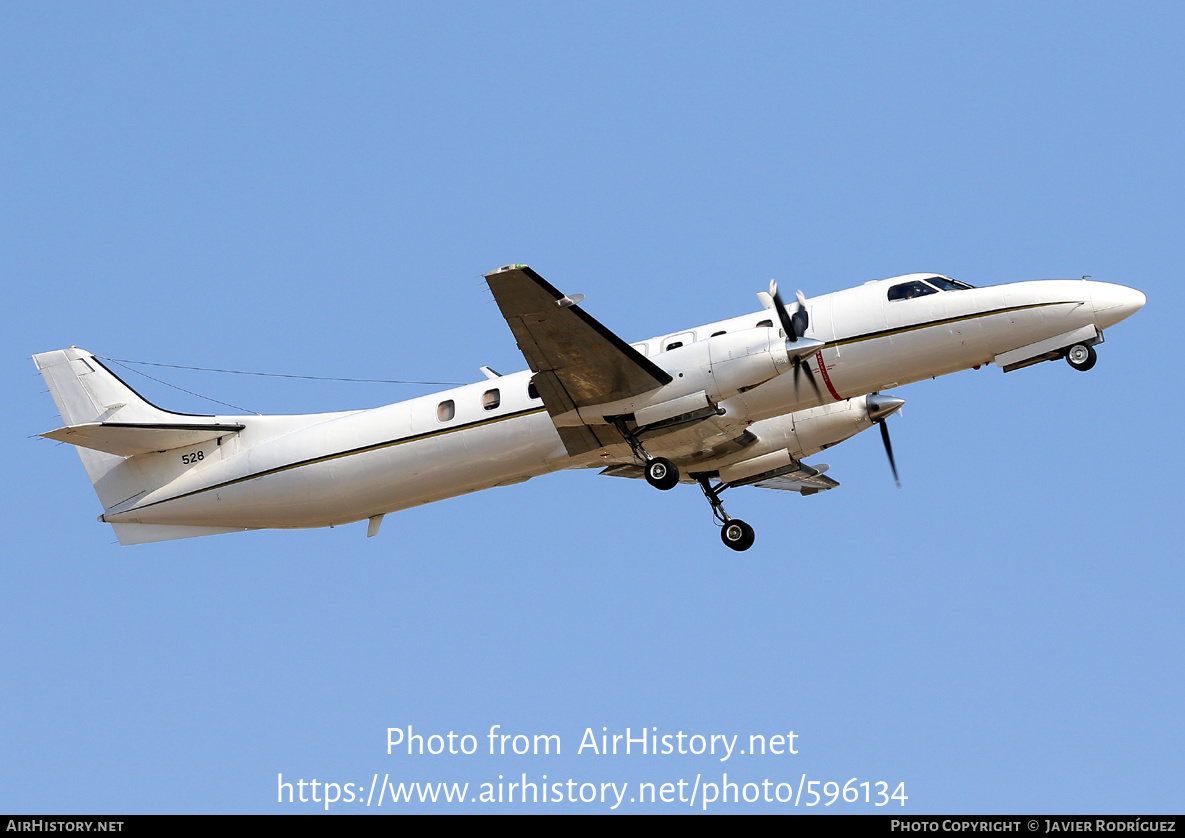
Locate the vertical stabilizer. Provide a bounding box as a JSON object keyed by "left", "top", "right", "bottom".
{"left": 33, "top": 348, "right": 199, "bottom": 426}
{"left": 32, "top": 348, "right": 211, "bottom": 513}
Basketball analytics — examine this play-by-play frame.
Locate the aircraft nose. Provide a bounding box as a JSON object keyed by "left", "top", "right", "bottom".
{"left": 1089, "top": 282, "right": 1146, "bottom": 330}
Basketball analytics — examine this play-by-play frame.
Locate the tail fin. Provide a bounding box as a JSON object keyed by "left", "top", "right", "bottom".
{"left": 33, "top": 347, "right": 198, "bottom": 427}
{"left": 33, "top": 348, "right": 243, "bottom": 526}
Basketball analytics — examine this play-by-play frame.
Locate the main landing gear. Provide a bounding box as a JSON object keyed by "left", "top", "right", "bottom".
{"left": 615, "top": 418, "right": 683, "bottom": 491}
{"left": 618, "top": 418, "right": 755, "bottom": 551}
{"left": 1066, "top": 343, "right": 1097, "bottom": 372}
{"left": 697, "top": 475, "right": 755, "bottom": 552}
{"left": 643, "top": 457, "right": 680, "bottom": 491}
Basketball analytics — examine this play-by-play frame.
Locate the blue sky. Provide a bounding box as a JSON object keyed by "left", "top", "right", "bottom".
{"left": 2, "top": 2, "right": 1181, "bottom": 813}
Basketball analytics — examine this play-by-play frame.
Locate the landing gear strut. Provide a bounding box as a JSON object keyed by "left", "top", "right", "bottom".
{"left": 697, "top": 475, "right": 755, "bottom": 552}
{"left": 614, "top": 419, "right": 756, "bottom": 551}
{"left": 614, "top": 418, "right": 681, "bottom": 491}
{"left": 1066, "top": 343, "right": 1097, "bottom": 372}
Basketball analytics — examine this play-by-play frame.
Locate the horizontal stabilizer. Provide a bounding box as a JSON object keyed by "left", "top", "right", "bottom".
{"left": 42, "top": 422, "right": 245, "bottom": 457}
{"left": 110, "top": 523, "right": 252, "bottom": 545}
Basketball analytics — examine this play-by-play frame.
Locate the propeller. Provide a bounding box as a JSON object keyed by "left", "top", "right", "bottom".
{"left": 769, "top": 280, "right": 821, "bottom": 399}
{"left": 866, "top": 393, "right": 905, "bottom": 488}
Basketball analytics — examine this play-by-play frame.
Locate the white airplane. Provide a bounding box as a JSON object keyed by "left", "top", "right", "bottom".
{"left": 33, "top": 265, "right": 1145, "bottom": 550}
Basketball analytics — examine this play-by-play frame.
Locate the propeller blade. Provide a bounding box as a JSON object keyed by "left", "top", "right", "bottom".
{"left": 768, "top": 280, "right": 798, "bottom": 342}
{"left": 793, "top": 289, "right": 811, "bottom": 335}
{"left": 793, "top": 356, "right": 823, "bottom": 400}
{"left": 878, "top": 418, "right": 901, "bottom": 488}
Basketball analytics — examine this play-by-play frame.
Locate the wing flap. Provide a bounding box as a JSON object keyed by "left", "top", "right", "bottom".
{"left": 558, "top": 425, "right": 621, "bottom": 458}
{"left": 752, "top": 466, "right": 840, "bottom": 494}
{"left": 599, "top": 463, "right": 698, "bottom": 485}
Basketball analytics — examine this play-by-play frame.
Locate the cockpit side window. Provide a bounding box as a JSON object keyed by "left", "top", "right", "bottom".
{"left": 887, "top": 281, "right": 939, "bottom": 301}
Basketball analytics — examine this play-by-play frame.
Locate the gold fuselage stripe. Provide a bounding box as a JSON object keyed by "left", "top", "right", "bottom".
{"left": 115, "top": 405, "right": 550, "bottom": 516}
{"left": 117, "top": 300, "right": 1069, "bottom": 517}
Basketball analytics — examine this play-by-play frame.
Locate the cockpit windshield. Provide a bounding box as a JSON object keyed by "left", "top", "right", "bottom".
{"left": 887, "top": 281, "right": 938, "bottom": 301}
{"left": 887, "top": 275, "right": 975, "bottom": 301}
{"left": 925, "top": 276, "right": 975, "bottom": 291}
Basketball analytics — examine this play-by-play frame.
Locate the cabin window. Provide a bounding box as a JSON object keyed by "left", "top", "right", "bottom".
{"left": 757, "top": 319, "right": 773, "bottom": 328}
{"left": 665, "top": 341, "right": 683, "bottom": 351}
{"left": 887, "top": 281, "right": 939, "bottom": 301}
{"left": 483, "top": 389, "right": 500, "bottom": 411}
{"left": 711, "top": 330, "right": 727, "bottom": 337}
{"left": 437, "top": 400, "right": 455, "bottom": 422}
{"left": 527, "top": 381, "right": 540, "bottom": 400}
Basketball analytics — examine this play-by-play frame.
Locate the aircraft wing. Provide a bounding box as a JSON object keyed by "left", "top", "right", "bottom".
{"left": 484, "top": 265, "right": 672, "bottom": 413}
{"left": 599, "top": 461, "right": 840, "bottom": 495}
{"left": 750, "top": 468, "right": 840, "bottom": 494}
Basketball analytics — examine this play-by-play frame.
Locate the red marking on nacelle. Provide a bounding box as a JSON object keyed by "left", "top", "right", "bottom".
{"left": 813, "top": 351, "right": 843, "bottom": 401}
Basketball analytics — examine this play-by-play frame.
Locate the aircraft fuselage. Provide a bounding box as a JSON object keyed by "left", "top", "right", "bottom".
{"left": 37, "top": 274, "right": 1145, "bottom": 543}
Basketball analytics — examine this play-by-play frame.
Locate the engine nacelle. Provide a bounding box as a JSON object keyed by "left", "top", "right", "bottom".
{"left": 727, "top": 393, "right": 904, "bottom": 460}
{"left": 568, "top": 328, "right": 812, "bottom": 427}
{"left": 704, "top": 327, "right": 791, "bottom": 400}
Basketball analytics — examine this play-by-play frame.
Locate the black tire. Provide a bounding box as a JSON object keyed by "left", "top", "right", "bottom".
{"left": 1066, "top": 343, "right": 1097, "bottom": 371}
{"left": 644, "top": 457, "right": 680, "bottom": 491}
{"left": 720, "top": 519, "right": 756, "bottom": 552}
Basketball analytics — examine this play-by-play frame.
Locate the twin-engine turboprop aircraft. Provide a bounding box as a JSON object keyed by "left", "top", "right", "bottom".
{"left": 34, "top": 265, "right": 1145, "bottom": 550}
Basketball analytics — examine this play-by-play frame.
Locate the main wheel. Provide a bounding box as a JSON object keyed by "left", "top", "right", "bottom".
{"left": 720, "top": 519, "right": 756, "bottom": 552}
{"left": 1066, "top": 343, "right": 1097, "bottom": 371}
{"left": 644, "top": 457, "right": 680, "bottom": 491}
